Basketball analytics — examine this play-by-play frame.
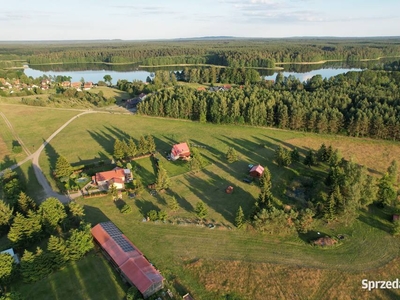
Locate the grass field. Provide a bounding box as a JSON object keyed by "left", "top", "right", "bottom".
{"left": 78, "top": 196, "right": 400, "bottom": 299}
{"left": 13, "top": 252, "right": 127, "bottom": 300}
{"left": 2, "top": 106, "right": 400, "bottom": 299}
{"left": 0, "top": 104, "right": 80, "bottom": 157}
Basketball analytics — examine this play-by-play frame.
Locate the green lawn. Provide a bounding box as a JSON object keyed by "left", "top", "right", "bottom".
{"left": 78, "top": 196, "right": 400, "bottom": 299}
{"left": 13, "top": 253, "right": 127, "bottom": 300}
{"left": 0, "top": 104, "right": 80, "bottom": 156}
{"left": 4, "top": 106, "right": 400, "bottom": 299}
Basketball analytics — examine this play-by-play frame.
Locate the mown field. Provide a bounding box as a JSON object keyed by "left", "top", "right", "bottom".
{"left": 13, "top": 253, "right": 127, "bottom": 300}
{"left": 2, "top": 107, "right": 400, "bottom": 299}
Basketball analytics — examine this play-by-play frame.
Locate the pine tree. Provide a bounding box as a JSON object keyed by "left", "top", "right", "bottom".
{"left": 275, "top": 146, "right": 292, "bottom": 167}
{"left": 226, "top": 147, "right": 239, "bottom": 163}
{"left": 304, "top": 150, "right": 316, "bottom": 167}
{"left": 39, "top": 197, "right": 67, "bottom": 232}
{"left": 387, "top": 160, "right": 398, "bottom": 184}
{"left": 113, "top": 139, "right": 125, "bottom": 160}
{"left": 235, "top": 206, "right": 245, "bottom": 229}
{"left": 317, "top": 143, "right": 329, "bottom": 162}
{"left": 167, "top": 196, "right": 179, "bottom": 212}
{"left": 55, "top": 156, "right": 72, "bottom": 178}
{"left": 0, "top": 253, "right": 14, "bottom": 290}
{"left": 47, "top": 235, "right": 69, "bottom": 270}
{"left": 138, "top": 135, "right": 147, "bottom": 155}
{"left": 155, "top": 166, "right": 170, "bottom": 191}
{"left": 146, "top": 134, "right": 156, "bottom": 154}
{"left": 0, "top": 200, "right": 13, "bottom": 226}
{"left": 127, "top": 138, "right": 137, "bottom": 158}
{"left": 8, "top": 211, "right": 42, "bottom": 248}
{"left": 290, "top": 147, "right": 300, "bottom": 162}
{"left": 67, "top": 223, "right": 94, "bottom": 261}
{"left": 17, "top": 192, "right": 37, "bottom": 215}
{"left": 20, "top": 249, "right": 36, "bottom": 283}
{"left": 377, "top": 173, "right": 397, "bottom": 207}
{"left": 108, "top": 184, "right": 118, "bottom": 201}
{"left": 195, "top": 201, "right": 208, "bottom": 219}
{"left": 259, "top": 166, "right": 272, "bottom": 192}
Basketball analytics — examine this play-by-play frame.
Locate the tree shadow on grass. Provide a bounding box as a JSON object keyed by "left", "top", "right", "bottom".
{"left": 358, "top": 207, "right": 393, "bottom": 234}
{"left": 87, "top": 129, "right": 116, "bottom": 156}
{"left": 114, "top": 199, "right": 127, "bottom": 212}
{"left": 165, "top": 189, "right": 194, "bottom": 213}
{"left": 0, "top": 154, "right": 17, "bottom": 170}
{"left": 153, "top": 136, "right": 173, "bottom": 156}
{"left": 135, "top": 199, "right": 160, "bottom": 217}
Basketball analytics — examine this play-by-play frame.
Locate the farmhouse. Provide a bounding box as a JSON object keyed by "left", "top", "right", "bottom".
{"left": 93, "top": 167, "right": 131, "bottom": 190}
{"left": 171, "top": 142, "right": 191, "bottom": 161}
{"left": 91, "top": 222, "right": 164, "bottom": 299}
{"left": 249, "top": 164, "right": 264, "bottom": 177}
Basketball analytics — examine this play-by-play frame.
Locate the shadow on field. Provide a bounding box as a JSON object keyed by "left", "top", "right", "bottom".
{"left": 154, "top": 136, "right": 174, "bottom": 156}
{"left": 0, "top": 154, "right": 17, "bottom": 170}
{"left": 183, "top": 167, "right": 255, "bottom": 223}
{"left": 106, "top": 125, "right": 131, "bottom": 142}
{"left": 166, "top": 189, "right": 194, "bottom": 213}
{"left": 358, "top": 208, "right": 392, "bottom": 234}
{"left": 87, "top": 130, "right": 115, "bottom": 156}
{"left": 43, "top": 139, "right": 59, "bottom": 175}
{"left": 135, "top": 199, "right": 160, "bottom": 217}
{"left": 82, "top": 205, "right": 111, "bottom": 225}
{"left": 114, "top": 199, "right": 127, "bottom": 212}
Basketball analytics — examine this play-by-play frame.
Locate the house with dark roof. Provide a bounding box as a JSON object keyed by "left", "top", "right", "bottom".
{"left": 249, "top": 164, "right": 264, "bottom": 177}
{"left": 91, "top": 222, "right": 164, "bottom": 299}
{"left": 171, "top": 143, "right": 191, "bottom": 161}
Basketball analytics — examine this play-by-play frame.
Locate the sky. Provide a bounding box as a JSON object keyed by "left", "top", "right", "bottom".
{"left": 0, "top": 0, "right": 399, "bottom": 40}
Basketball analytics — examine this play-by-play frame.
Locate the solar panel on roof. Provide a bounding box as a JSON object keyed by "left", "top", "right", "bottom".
{"left": 100, "top": 222, "right": 135, "bottom": 252}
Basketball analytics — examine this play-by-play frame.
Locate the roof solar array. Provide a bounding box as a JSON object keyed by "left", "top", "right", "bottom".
{"left": 101, "top": 222, "right": 135, "bottom": 252}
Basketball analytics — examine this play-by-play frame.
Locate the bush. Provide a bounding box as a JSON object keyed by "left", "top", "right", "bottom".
{"left": 120, "top": 204, "right": 132, "bottom": 214}
{"left": 12, "top": 145, "right": 22, "bottom": 154}
{"left": 147, "top": 210, "right": 158, "bottom": 221}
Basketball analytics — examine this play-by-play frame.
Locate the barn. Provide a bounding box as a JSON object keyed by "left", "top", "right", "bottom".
{"left": 171, "top": 142, "right": 191, "bottom": 161}
{"left": 249, "top": 164, "right": 264, "bottom": 177}
{"left": 91, "top": 222, "right": 164, "bottom": 299}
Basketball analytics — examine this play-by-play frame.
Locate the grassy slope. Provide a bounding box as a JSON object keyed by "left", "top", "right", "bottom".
{"left": 13, "top": 253, "right": 127, "bottom": 300}
{"left": 4, "top": 107, "right": 400, "bottom": 299}
{"left": 0, "top": 104, "right": 80, "bottom": 156}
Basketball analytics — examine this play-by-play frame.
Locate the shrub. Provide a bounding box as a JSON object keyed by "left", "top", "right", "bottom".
{"left": 120, "top": 204, "right": 132, "bottom": 214}
{"left": 147, "top": 210, "right": 158, "bottom": 221}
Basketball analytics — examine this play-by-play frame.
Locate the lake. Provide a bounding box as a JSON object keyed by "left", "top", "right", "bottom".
{"left": 24, "top": 60, "right": 390, "bottom": 84}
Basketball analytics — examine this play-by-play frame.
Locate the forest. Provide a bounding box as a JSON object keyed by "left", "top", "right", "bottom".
{"left": 1, "top": 38, "right": 400, "bottom": 67}
{"left": 136, "top": 70, "right": 400, "bottom": 141}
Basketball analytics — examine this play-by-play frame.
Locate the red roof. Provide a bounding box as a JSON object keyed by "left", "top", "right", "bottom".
{"left": 172, "top": 143, "right": 190, "bottom": 157}
{"left": 91, "top": 222, "right": 164, "bottom": 295}
{"left": 249, "top": 164, "right": 264, "bottom": 176}
{"left": 96, "top": 168, "right": 125, "bottom": 183}
{"left": 394, "top": 215, "right": 399, "bottom": 221}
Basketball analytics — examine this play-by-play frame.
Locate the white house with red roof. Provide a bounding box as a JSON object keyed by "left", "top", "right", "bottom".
{"left": 170, "top": 142, "right": 191, "bottom": 161}
{"left": 93, "top": 167, "right": 131, "bottom": 190}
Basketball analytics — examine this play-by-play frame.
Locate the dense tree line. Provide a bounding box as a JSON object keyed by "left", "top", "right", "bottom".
{"left": 1, "top": 38, "right": 400, "bottom": 67}
{"left": 137, "top": 70, "right": 400, "bottom": 141}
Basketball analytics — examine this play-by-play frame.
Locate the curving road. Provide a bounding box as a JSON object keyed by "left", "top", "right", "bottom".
{"left": 0, "top": 110, "right": 97, "bottom": 203}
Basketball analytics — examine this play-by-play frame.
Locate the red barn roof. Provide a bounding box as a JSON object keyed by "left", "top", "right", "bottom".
{"left": 249, "top": 164, "right": 264, "bottom": 177}
{"left": 172, "top": 143, "right": 190, "bottom": 157}
{"left": 91, "top": 222, "right": 164, "bottom": 296}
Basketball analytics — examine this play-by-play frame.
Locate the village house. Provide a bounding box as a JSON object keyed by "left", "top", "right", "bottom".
{"left": 138, "top": 93, "right": 147, "bottom": 100}
{"left": 83, "top": 82, "right": 93, "bottom": 90}
{"left": 170, "top": 142, "right": 191, "bottom": 161}
{"left": 61, "top": 81, "right": 71, "bottom": 88}
{"left": 92, "top": 222, "right": 164, "bottom": 299}
{"left": 92, "top": 167, "right": 132, "bottom": 190}
{"left": 249, "top": 164, "right": 264, "bottom": 177}
{"left": 71, "top": 82, "right": 82, "bottom": 89}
